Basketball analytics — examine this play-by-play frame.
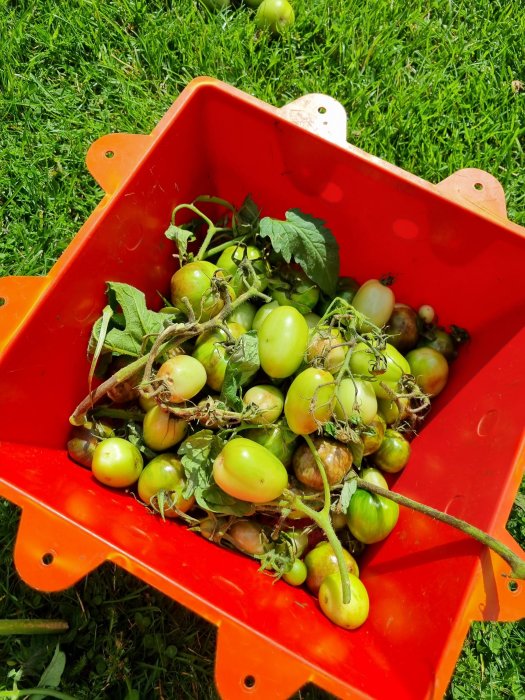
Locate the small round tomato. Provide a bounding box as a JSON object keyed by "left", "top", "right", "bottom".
{"left": 67, "top": 422, "right": 114, "bottom": 469}
{"left": 349, "top": 341, "right": 410, "bottom": 399}
{"left": 346, "top": 467, "right": 399, "bottom": 544}
{"left": 216, "top": 244, "right": 269, "bottom": 295}
{"left": 247, "top": 423, "right": 298, "bottom": 467}
{"left": 256, "top": 0, "right": 295, "bottom": 33}
{"left": 258, "top": 305, "right": 309, "bottom": 379}
{"left": 271, "top": 268, "right": 319, "bottom": 314}
{"left": 243, "top": 384, "right": 284, "bottom": 424}
{"left": 334, "top": 378, "right": 378, "bottom": 425}
{"left": 213, "top": 437, "right": 289, "bottom": 503}
{"left": 170, "top": 261, "right": 232, "bottom": 321}
{"left": 318, "top": 572, "right": 369, "bottom": 630}
{"left": 292, "top": 437, "right": 352, "bottom": 490}
{"left": 372, "top": 428, "right": 411, "bottom": 473}
{"left": 137, "top": 453, "right": 194, "bottom": 517}
{"left": 419, "top": 328, "right": 457, "bottom": 361}
{"left": 352, "top": 279, "right": 395, "bottom": 330}
{"left": 304, "top": 541, "right": 359, "bottom": 595}
{"left": 156, "top": 355, "right": 207, "bottom": 402}
{"left": 142, "top": 405, "right": 188, "bottom": 452}
{"left": 284, "top": 367, "right": 336, "bottom": 435}
{"left": 406, "top": 346, "right": 449, "bottom": 397}
{"left": 385, "top": 303, "right": 419, "bottom": 352}
{"left": 307, "top": 326, "right": 347, "bottom": 374}
{"left": 92, "top": 437, "right": 143, "bottom": 488}
{"left": 283, "top": 559, "right": 308, "bottom": 586}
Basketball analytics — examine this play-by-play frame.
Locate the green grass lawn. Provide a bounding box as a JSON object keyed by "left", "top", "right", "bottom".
{"left": 1, "top": 1, "right": 524, "bottom": 698}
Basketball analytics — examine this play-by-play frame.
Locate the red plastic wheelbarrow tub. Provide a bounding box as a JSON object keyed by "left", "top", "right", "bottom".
{"left": 0, "top": 77, "right": 524, "bottom": 699}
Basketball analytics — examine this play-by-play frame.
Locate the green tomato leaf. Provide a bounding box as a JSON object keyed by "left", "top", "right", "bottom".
{"left": 258, "top": 209, "right": 339, "bottom": 296}
{"left": 349, "top": 439, "right": 364, "bottom": 468}
{"left": 221, "top": 331, "right": 260, "bottom": 411}
{"left": 234, "top": 194, "right": 261, "bottom": 235}
{"left": 90, "top": 282, "right": 170, "bottom": 357}
{"left": 164, "top": 223, "right": 196, "bottom": 263}
{"left": 199, "top": 484, "right": 255, "bottom": 517}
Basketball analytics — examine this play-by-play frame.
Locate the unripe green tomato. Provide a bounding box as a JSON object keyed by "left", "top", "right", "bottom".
{"left": 227, "top": 301, "right": 257, "bottom": 331}
{"left": 247, "top": 423, "right": 298, "bottom": 467}
{"left": 258, "top": 305, "right": 309, "bottom": 379}
{"left": 284, "top": 367, "right": 336, "bottom": 435}
{"left": 252, "top": 300, "right": 279, "bottom": 331}
{"left": 304, "top": 312, "right": 321, "bottom": 329}
{"left": 349, "top": 341, "right": 410, "bottom": 399}
{"left": 318, "top": 572, "right": 369, "bottom": 630}
{"left": 284, "top": 528, "right": 309, "bottom": 557}
{"left": 307, "top": 326, "right": 347, "bottom": 374}
{"left": 376, "top": 397, "right": 409, "bottom": 426}
{"left": 243, "top": 384, "right": 284, "bottom": 424}
{"left": 170, "top": 261, "right": 232, "bottom": 321}
{"left": 137, "top": 453, "right": 194, "bottom": 517}
{"left": 352, "top": 279, "right": 395, "bottom": 330}
{"left": 156, "top": 355, "right": 207, "bottom": 402}
{"left": 256, "top": 0, "right": 295, "bottom": 33}
{"left": 193, "top": 322, "right": 245, "bottom": 391}
{"left": 419, "top": 328, "right": 457, "bottom": 361}
{"left": 216, "top": 244, "right": 269, "bottom": 295}
{"left": 406, "top": 346, "right": 449, "bottom": 397}
{"left": 139, "top": 393, "right": 157, "bottom": 413}
{"left": 304, "top": 541, "right": 360, "bottom": 595}
{"left": 142, "top": 405, "right": 188, "bottom": 452}
{"left": 283, "top": 558, "right": 308, "bottom": 586}
{"left": 212, "top": 437, "right": 289, "bottom": 503}
{"left": 362, "top": 414, "right": 386, "bottom": 455}
{"left": 372, "top": 428, "right": 411, "bottom": 473}
{"left": 346, "top": 467, "right": 399, "bottom": 544}
{"left": 334, "top": 378, "right": 378, "bottom": 425}
{"left": 92, "top": 437, "right": 143, "bottom": 488}
{"left": 271, "top": 268, "right": 319, "bottom": 314}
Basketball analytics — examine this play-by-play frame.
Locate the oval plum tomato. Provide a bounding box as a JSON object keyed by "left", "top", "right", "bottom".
{"left": 349, "top": 341, "right": 410, "bottom": 399}
{"left": 292, "top": 437, "right": 352, "bottom": 490}
{"left": 385, "top": 303, "right": 419, "bottom": 353}
{"left": 376, "top": 396, "right": 409, "bottom": 426}
{"left": 226, "top": 301, "right": 257, "bottom": 331}
{"left": 372, "top": 428, "right": 411, "bottom": 473}
{"left": 212, "top": 437, "right": 288, "bottom": 503}
{"left": 142, "top": 405, "right": 188, "bottom": 452}
{"left": 256, "top": 0, "right": 295, "bottom": 34}
{"left": 242, "top": 384, "right": 284, "bottom": 424}
{"left": 361, "top": 414, "right": 386, "bottom": 456}
{"left": 226, "top": 519, "right": 267, "bottom": 556}
{"left": 319, "top": 572, "right": 369, "bottom": 630}
{"left": 346, "top": 467, "right": 399, "bottom": 544}
{"left": 334, "top": 378, "right": 377, "bottom": 425}
{"left": 216, "top": 244, "right": 269, "bottom": 295}
{"left": 251, "top": 300, "right": 279, "bottom": 331}
{"left": 92, "top": 437, "right": 143, "bottom": 488}
{"left": 258, "top": 305, "right": 309, "bottom": 379}
{"left": 351, "top": 279, "right": 395, "bottom": 330}
{"left": 137, "top": 453, "right": 194, "bottom": 517}
{"left": 156, "top": 355, "right": 207, "bottom": 402}
{"left": 192, "top": 322, "right": 245, "bottom": 391}
{"left": 170, "top": 261, "right": 233, "bottom": 321}
{"left": 284, "top": 367, "right": 336, "bottom": 435}
{"left": 307, "top": 326, "right": 347, "bottom": 374}
{"left": 406, "top": 346, "right": 449, "bottom": 397}
{"left": 283, "top": 559, "right": 307, "bottom": 586}
{"left": 304, "top": 541, "right": 359, "bottom": 595}
{"left": 247, "top": 423, "right": 298, "bottom": 467}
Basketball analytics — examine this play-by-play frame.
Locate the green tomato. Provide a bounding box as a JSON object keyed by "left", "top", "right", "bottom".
{"left": 346, "top": 467, "right": 399, "bottom": 544}
{"left": 258, "top": 305, "right": 309, "bottom": 379}
{"left": 351, "top": 279, "right": 395, "bottom": 330}
{"left": 271, "top": 268, "right": 319, "bottom": 314}
{"left": 406, "top": 346, "right": 449, "bottom": 397}
{"left": 192, "top": 322, "right": 245, "bottom": 391}
{"left": 419, "top": 328, "right": 457, "bottom": 361}
{"left": 349, "top": 341, "right": 410, "bottom": 399}
{"left": 226, "top": 301, "right": 257, "bottom": 331}
{"left": 170, "top": 261, "right": 232, "bottom": 321}
{"left": 376, "top": 397, "right": 409, "bottom": 426}
{"left": 372, "top": 428, "right": 411, "bottom": 473}
{"left": 334, "top": 378, "right": 378, "bottom": 425}
{"left": 243, "top": 384, "right": 284, "bottom": 424}
{"left": 216, "top": 244, "right": 269, "bottom": 295}
{"left": 318, "top": 572, "right": 369, "bottom": 630}
{"left": 307, "top": 326, "right": 347, "bottom": 374}
{"left": 92, "top": 437, "right": 143, "bottom": 488}
{"left": 137, "top": 453, "right": 194, "bottom": 517}
{"left": 212, "top": 437, "right": 289, "bottom": 503}
{"left": 283, "top": 558, "right": 307, "bottom": 586}
{"left": 304, "top": 541, "right": 360, "bottom": 595}
{"left": 142, "top": 405, "right": 188, "bottom": 452}
{"left": 304, "top": 312, "right": 321, "bottom": 329}
{"left": 255, "top": 0, "right": 295, "bottom": 33}
{"left": 284, "top": 367, "right": 336, "bottom": 435}
{"left": 246, "top": 423, "right": 298, "bottom": 468}
{"left": 156, "top": 354, "right": 207, "bottom": 402}
{"left": 252, "top": 300, "right": 279, "bottom": 331}
{"left": 361, "top": 414, "right": 386, "bottom": 455}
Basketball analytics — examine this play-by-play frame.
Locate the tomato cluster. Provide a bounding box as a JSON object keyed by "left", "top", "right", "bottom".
{"left": 68, "top": 197, "right": 465, "bottom": 631}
